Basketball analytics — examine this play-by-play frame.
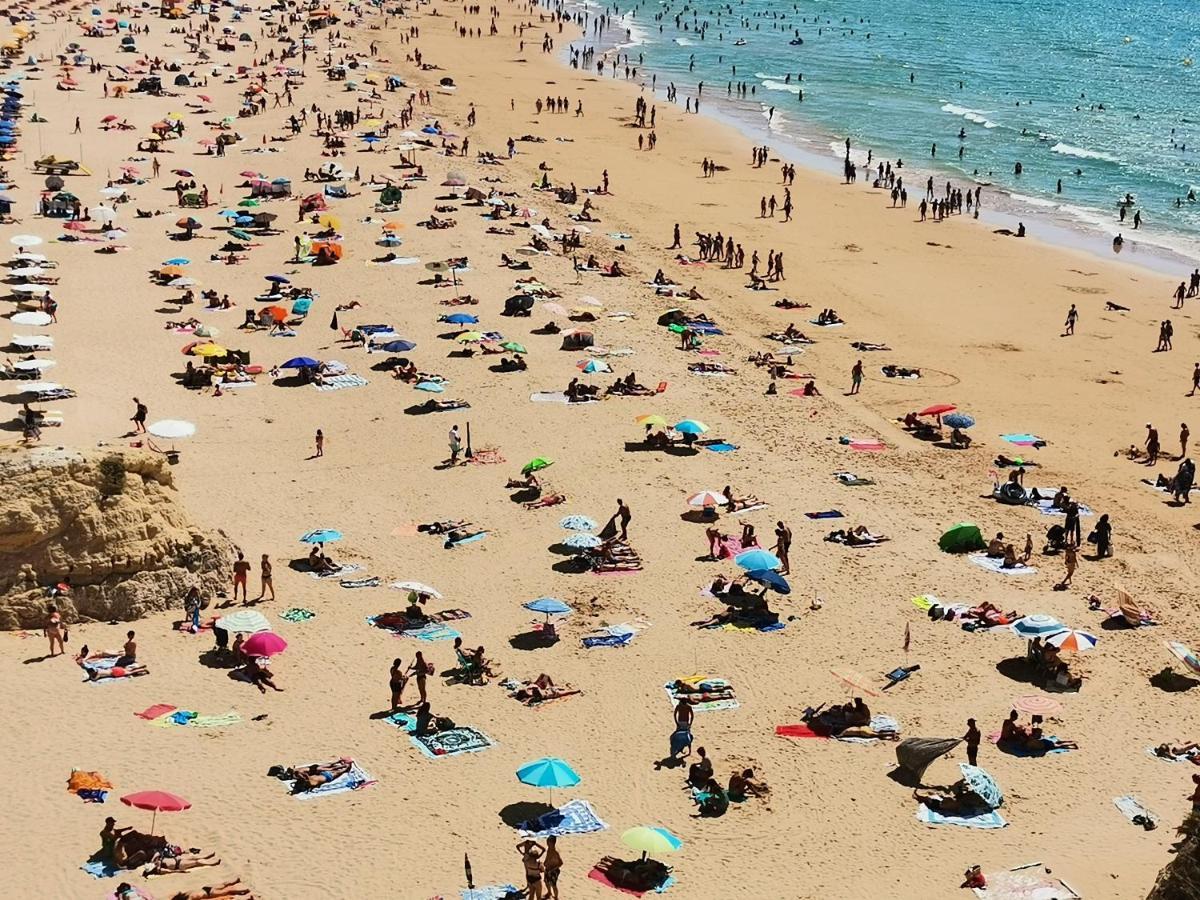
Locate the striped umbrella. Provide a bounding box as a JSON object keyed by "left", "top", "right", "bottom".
{"left": 687, "top": 490, "right": 725, "bottom": 508}
{"left": 1045, "top": 629, "right": 1098, "bottom": 653}
{"left": 1011, "top": 614, "right": 1063, "bottom": 639}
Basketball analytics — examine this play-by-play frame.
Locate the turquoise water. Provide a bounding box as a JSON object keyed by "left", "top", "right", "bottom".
{"left": 583, "top": 0, "right": 1200, "bottom": 258}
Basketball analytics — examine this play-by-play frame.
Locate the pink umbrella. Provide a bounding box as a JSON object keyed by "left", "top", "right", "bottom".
{"left": 62, "top": 221, "right": 87, "bottom": 231}
{"left": 242, "top": 631, "right": 287, "bottom": 657}
{"left": 198, "top": 94, "right": 213, "bottom": 103}
{"left": 121, "top": 790, "right": 191, "bottom": 834}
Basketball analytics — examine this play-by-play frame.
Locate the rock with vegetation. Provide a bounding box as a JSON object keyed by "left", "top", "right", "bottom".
{"left": 0, "top": 447, "right": 233, "bottom": 629}
{"left": 1148, "top": 811, "right": 1200, "bottom": 900}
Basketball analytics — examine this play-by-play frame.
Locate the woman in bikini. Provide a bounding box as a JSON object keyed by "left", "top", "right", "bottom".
{"left": 170, "top": 879, "right": 252, "bottom": 900}
{"left": 516, "top": 840, "right": 545, "bottom": 899}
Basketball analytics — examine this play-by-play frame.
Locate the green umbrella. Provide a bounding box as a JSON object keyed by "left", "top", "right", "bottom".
{"left": 501, "top": 341, "right": 527, "bottom": 354}
{"left": 521, "top": 457, "right": 553, "bottom": 475}
{"left": 238, "top": 199, "right": 260, "bottom": 208}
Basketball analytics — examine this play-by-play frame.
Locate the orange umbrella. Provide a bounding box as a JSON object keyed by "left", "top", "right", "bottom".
{"left": 263, "top": 305, "right": 287, "bottom": 322}
{"left": 381, "top": 221, "right": 404, "bottom": 231}
{"left": 159, "top": 265, "right": 183, "bottom": 277}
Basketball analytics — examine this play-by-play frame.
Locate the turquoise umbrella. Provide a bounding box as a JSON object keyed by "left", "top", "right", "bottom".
{"left": 734, "top": 548, "right": 781, "bottom": 571}
{"left": 672, "top": 419, "right": 709, "bottom": 435}
{"left": 517, "top": 757, "right": 579, "bottom": 806}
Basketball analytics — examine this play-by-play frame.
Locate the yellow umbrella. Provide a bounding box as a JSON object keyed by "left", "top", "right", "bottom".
{"left": 455, "top": 331, "right": 484, "bottom": 343}
{"left": 361, "top": 118, "right": 383, "bottom": 129}
{"left": 166, "top": 112, "right": 183, "bottom": 120}
{"left": 635, "top": 414, "right": 668, "bottom": 427}
{"left": 191, "top": 343, "right": 227, "bottom": 357}
{"left": 317, "top": 214, "right": 342, "bottom": 230}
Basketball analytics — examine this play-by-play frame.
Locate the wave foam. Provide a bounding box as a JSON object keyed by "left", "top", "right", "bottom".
{"left": 761, "top": 79, "right": 801, "bottom": 95}
{"left": 940, "top": 102, "right": 998, "bottom": 129}
{"left": 1051, "top": 142, "right": 1120, "bottom": 163}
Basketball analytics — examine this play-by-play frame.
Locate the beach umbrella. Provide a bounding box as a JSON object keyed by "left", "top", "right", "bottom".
{"left": 1045, "top": 629, "right": 1098, "bottom": 653}
{"left": 265, "top": 274, "right": 290, "bottom": 284}
{"left": 1166, "top": 641, "right": 1200, "bottom": 676}
{"left": 317, "top": 214, "right": 342, "bottom": 231}
{"left": 194, "top": 325, "right": 219, "bottom": 339}
{"left": 11, "top": 311, "right": 52, "bottom": 326}
{"left": 516, "top": 757, "right": 579, "bottom": 805}
{"left": 621, "top": 826, "right": 682, "bottom": 861}
{"left": 120, "top": 790, "right": 190, "bottom": 835}
{"left": 959, "top": 764, "right": 1003, "bottom": 809}
{"left": 300, "top": 529, "right": 342, "bottom": 544}
{"left": 263, "top": 306, "right": 288, "bottom": 323}
{"left": 455, "top": 331, "right": 484, "bottom": 343}
{"left": 746, "top": 569, "right": 791, "bottom": 594}
{"left": 1011, "top": 614, "right": 1064, "bottom": 640}
{"left": 830, "top": 668, "right": 882, "bottom": 698}
{"left": 501, "top": 342, "right": 527, "bottom": 354}
{"left": 918, "top": 404, "right": 956, "bottom": 417}
{"left": 577, "top": 359, "right": 610, "bottom": 374}
{"left": 215, "top": 610, "right": 271, "bottom": 634}
{"left": 190, "top": 344, "right": 227, "bottom": 358}
{"left": 377, "top": 339, "right": 416, "bottom": 352}
{"left": 563, "top": 533, "right": 602, "bottom": 549}
{"left": 559, "top": 515, "right": 597, "bottom": 531}
{"left": 635, "top": 414, "right": 668, "bottom": 428}
{"left": 1011, "top": 695, "right": 1063, "bottom": 716}
{"left": 242, "top": 631, "right": 287, "bottom": 658}
{"left": 93, "top": 206, "right": 118, "bottom": 224}
{"left": 895, "top": 737, "right": 963, "bottom": 782}
{"left": 937, "top": 523, "right": 985, "bottom": 554}
{"left": 734, "top": 548, "right": 781, "bottom": 571}
{"left": 686, "top": 490, "right": 724, "bottom": 509}
{"left": 10, "top": 335, "right": 53, "bottom": 349}
{"left": 168, "top": 278, "right": 197, "bottom": 288}
{"left": 441, "top": 313, "right": 478, "bottom": 324}
{"left": 147, "top": 420, "right": 196, "bottom": 440}
{"left": 524, "top": 597, "right": 572, "bottom": 617}
{"left": 10, "top": 234, "right": 42, "bottom": 246}
{"left": 391, "top": 581, "right": 443, "bottom": 599}
{"left": 415, "top": 381, "right": 445, "bottom": 393}
{"left": 942, "top": 413, "right": 975, "bottom": 430}
{"left": 280, "top": 357, "right": 319, "bottom": 369}
{"left": 522, "top": 457, "right": 553, "bottom": 475}
{"left": 542, "top": 302, "right": 569, "bottom": 317}
{"left": 12, "top": 358, "right": 55, "bottom": 371}
{"left": 217, "top": 210, "right": 241, "bottom": 219}
{"left": 11, "top": 284, "right": 49, "bottom": 294}
{"left": 20, "top": 382, "right": 64, "bottom": 395}
{"left": 672, "top": 419, "right": 709, "bottom": 435}
{"left": 163, "top": 257, "right": 190, "bottom": 266}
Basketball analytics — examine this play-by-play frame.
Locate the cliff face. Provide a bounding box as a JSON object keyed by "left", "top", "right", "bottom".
{"left": 0, "top": 447, "right": 233, "bottom": 629}
{"left": 1147, "top": 812, "right": 1200, "bottom": 900}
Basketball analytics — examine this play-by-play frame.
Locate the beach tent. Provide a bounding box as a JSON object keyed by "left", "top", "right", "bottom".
{"left": 938, "top": 523, "right": 985, "bottom": 554}
{"left": 503, "top": 294, "right": 534, "bottom": 316}
{"left": 560, "top": 331, "right": 593, "bottom": 351}
{"left": 378, "top": 185, "right": 402, "bottom": 206}
{"left": 173, "top": 73, "right": 190, "bottom": 86}
{"left": 894, "top": 737, "right": 962, "bottom": 783}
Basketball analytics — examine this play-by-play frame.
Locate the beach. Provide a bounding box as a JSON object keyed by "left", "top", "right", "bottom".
{"left": 4, "top": 1, "right": 1200, "bottom": 898}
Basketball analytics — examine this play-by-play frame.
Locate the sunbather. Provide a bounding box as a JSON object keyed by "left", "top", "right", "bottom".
{"left": 142, "top": 851, "right": 221, "bottom": 875}
{"left": 78, "top": 657, "right": 149, "bottom": 681}
{"left": 1154, "top": 742, "right": 1200, "bottom": 759}
{"left": 524, "top": 492, "right": 565, "bottom": 509}
{"left": 419, "top": 398, "right": 470, "bottom": 412}
{"left": 728, "top": 768, "right": 769, "bottom": 800}
{"left": 511, "top": 674, "right": 578, "bottom": 704}
{"left": 308, "top": 546, "right": 340, "bottom": 573}
{"left": 167, "top": 879, "right": 252, "bottom": 900}
{"left": 696, "top": 777, "right": 730, "bottom": 817}
{"left": 912, "top": 782, "right": 987, "bottom": 815}
{"left": 288, "top": 760, "right": 353, "bottom": 793}
{"left": 243, "top": 657, "right": 283, "bottom": 694}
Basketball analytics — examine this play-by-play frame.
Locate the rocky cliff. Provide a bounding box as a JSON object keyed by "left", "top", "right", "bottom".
{"left": 1147, "top": 812, "right": 1200, "bottom": 900}
{"left": 0, "top": 447, "right": 233, "bottom": 629}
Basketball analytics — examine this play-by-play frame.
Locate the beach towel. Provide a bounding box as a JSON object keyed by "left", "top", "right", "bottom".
{"left": 583, "top": 632, "right": 633, "bottom": 648}
{"left": 988, "top": 732, "right": 1072, "bottom": 756}
{"left": 134, "top": 704, "right": 177, "bottom": 721}
{"left": 848, "top": 439, "right": 886, "bottom": 452}
{"left": 1113, "top": 795, "right": 1158, "bottom": 827}
{"left": 67, "top": 770, "right": 113, "bottom": 803}
{"left": 306, "top": 563, "right": 362, "bottom": 579}
{"left": 385, "top": 711, "right": 418, "bottom": 732}
{"left": 81, "top": 859, "right": 121, "bottom": 879}
{"left": 835, "top": 472, "right": 876, "bottom": 486}
{"left": 406, "top": 623, "right": 462, "bottom": 642}
{"left": 969, "top": 554, "right": 1037, "bottom": 575}
{"left": 665, "top": 678, "right": 739, "bottom": 712}
{"left": 1031, "top": 493, "right": 1093, "bottom": 517}
{"left": 776, "top": 723, "right": 826, "bottom": 739}
{"left": 716, "top": 535, "right": 754, "bottom": 559}
{"left": 916, "top": 802, "right": 1007, "bottom": 829}
{"left": 703, "top": 442, "right": 737, "bottom": 453}
{"left": 445, "top": 531, "right": 488, "bottom": 547}
{"left": 187, "top": 711, "right": 243, "bottom": 729}
{"left": 461, "top": 886, "right": 521, "bottom": 900}
{"left": 720, "top": 620, "right": 785, "bottom": 634}
{"left": 340, "top": 576, "right": 381, "bottom": 589}
{"left": 588, "top": 867, "right": 676, "bottom": 896}
{"left": 836, "top": 714, "right": 901, "bottom": 744}
{"left": 280, "top": 608, "right": 316, "bottom": 622}
{"left": 1001, "top": 433, "right": 1045, "bottom": 447}
{"left": 530, "top": 391, "right": 570, "bottom": 403}
{"left": 467, "top": 447, "right": 505, "bottom": 465}
{"left": 516, "top": 798, "right": 609, "bottom": 837}
{"left": 314, "top": 374, "right": 368, "bottom": 391}
{"left": 729, "top": 502, "right": 768, "bottom": 515}
{"left": 288, "top": 761, "right": 375, "bottom": 799}
{"left": 411, "top": 726, "right": 495, "bottom": 759}
{"left": 1146, "top": 746, "right": 1200, "bottom": 764}
{"left": 805, "top": 510, "right": 844, "bottom": 519}
{"left": 972, "top": 865, "right": 1080, "bottom": 900}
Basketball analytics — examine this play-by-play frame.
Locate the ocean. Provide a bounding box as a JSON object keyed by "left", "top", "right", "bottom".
{"left": 569, "top": 0, "right": 1200, "bottom": 266}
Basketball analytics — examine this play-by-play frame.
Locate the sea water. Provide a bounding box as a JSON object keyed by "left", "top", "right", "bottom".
{"left": 572, "top": 0, "right": 1200, "bottom": 263}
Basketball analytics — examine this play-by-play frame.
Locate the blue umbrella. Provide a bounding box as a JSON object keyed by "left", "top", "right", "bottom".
{"left": 300, "top": 529, "right": 342, "bottom": 544}
{"left": 163, "top": 257, "right": 190, "bottom": 266}
{"left": 377, "top": 339, "right": 416, "bottom": 352}
{"left": 746, "top": 569, "right": 791, "bottom": 594}
{"left": 559, "top": 515, "right": 597, "bottom": 532}
{"left": 959, "top": 764, "right": 1003, "bottom": 809}
{"left": 265, "top": 274, "right": 290, "bottom": 284}
{"left": 563, "top": 533, "right": 602, "bottom": 549}
{"left": 361, "top": 135, "right": 381, "bottom": 144}
{"left": 734, "top": 548, "right": 781, "bottom": 571}
{"left": 579, "top": 359, "right": 608, "bottom": 374}
{"left": 672, "top": 419, "right": 709, "bottom": 435}
{"left": 415, "top": 381, "right": 445, "bottom": 393}
{"left": 280, "top": 356, "right": 319, "bottom": 369}
{"left": 217, "top": 209, "right": 240, "bottom": 218}
{"left": 441, "top": 313, "right": 478, "bottom": 324}
{"left": 943, "top": 413, "right": 975, "bottom": 430}
{"left": 517, "top": 757, "right": 580, "bottom": 792}
{"left": 524, "top": 597, "right": 573, "bottom": 616}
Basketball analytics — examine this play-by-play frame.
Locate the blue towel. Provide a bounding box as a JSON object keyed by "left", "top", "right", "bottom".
{"left": 805, "top": 510, "right": 844, "bottom": 519}
{"left": 461, "top": 886, "right": 521, "bottom": 900}
{"left": 999, "top": 736, "right": 1073, "bottom": 757}
{"left": 582, "top": 632, "right": 632, "bottom": 648}
{"left": 670, "top": 727, "right": 693, "bottom": 756}
{"left": 81, "top": 859, "right": 120, "bottom": 878}
{"left": 516, "top": 798, "right": 608, "bottom": 837}
{"left": 916, "top": 803, "right": 1007, "bottom": 829}
{"left": 446, "top": 531, "right": 488, "bottom": 547}
{"left": 704, "top": 442, "right": 737, "bottom": 453}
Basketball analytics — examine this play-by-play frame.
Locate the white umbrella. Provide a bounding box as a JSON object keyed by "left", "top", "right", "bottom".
{"left": 13, "top": 252, "right": 47, "bottom": 262}
{"left": 570, "top": 224, "right": 592, "bottom": 234}
{"left": 11, "top": 311, "right": 52, "bottom": 326}
{"left": 10, "top": 265, "right": 44, "bottom": 276}
{"left": 93, "top": 205, "right": 117, "bottom": 223}
{"left": 10, "top": 234, "right": 42, "bottom": 246}
{"left": 10, "top": 334, "right": 53, "bottom": 348}
{"left": 390, "top": 580, "right": 443, "bottom": 599}
{"left": 99, "top": 186, "right": 128, "bottom": 198}
{"left": 20, "top": 381, "right": 62, "bottom": 393}
{"left": 577, "top": 295, "right": 602, "bottom": 307}
{"left": 215, "top": 609, "right": 271, "bottom": 634}
{"left": 147, "top": 420, "right": 197, "bottom": 440}
{"left": 194, "top": 324, "right": 220, "bottom": 339}
{"left": 13, "top": 358, "right": 55, "bottom": 371}
{"left": 11, "top": 284, "right": 49, "bottom": 294}
{"left": 168, "top": 278, "right": 197, "bottom": 288}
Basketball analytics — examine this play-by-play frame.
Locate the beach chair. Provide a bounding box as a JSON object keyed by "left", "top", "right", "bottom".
{"left": 290, "top": 297, "right": 313, "bottom": 320}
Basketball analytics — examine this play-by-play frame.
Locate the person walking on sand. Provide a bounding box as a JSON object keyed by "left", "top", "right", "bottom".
{"left": 543, "top": 836, "right": 562, "bottom": 900}
{"left": 44, "top": 605, "right": 66, "bottom": 657}
{"left": 1190, "top": 363, "right": 1200, "bottom": 397}
{"left": 963, "top": 718, "right": 981, "bottom": 766}
{"left": 255, "top": 554, "right": 275, "bottom": 601}
{"left": 1059, "top": 542, "right": 1077, "bottom": 588}
{"left": 1181, "top": 423, "right": 1191, "bottom": 460}
{"left": 1063, "top": 304, "right": 1078, "bottom": 336}
{"left": 448, "top": 424, "right": 462, "bottom": 464}
{"left": 616, "top": 498, "right": 631, "bottom": 539}
{"left": 314, "top": 429, "right": 324, "bottom": 458}
{"left": 849, "top": 359, "right": 864, "bottom": 395}
{"left": 130, "top": 398, "right": 147, "bottom": 434}
{"left": 232, "top": 551, "right": 251, "bottom": 604}
{"left": 669, "top": 223, "right": 681, "bottom": 249}
{"left": 772, "top": 521, "right": 792, "bottom": 575}
{"left": 1145, "top": 424, "right": 1160, "bottom": 465}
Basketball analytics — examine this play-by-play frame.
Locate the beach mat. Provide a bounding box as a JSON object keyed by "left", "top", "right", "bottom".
{"left": 314, "top": 374, "right": 368, "bottom": 391}
{"left": 916, "top": 802, "right": 1007, "bottom": 829}
{"left": 411, "top": 726, "right": 495, "bottom": 759}
{"left": 969, "top": 554, "right": 1037, "bottom": 576}
{"left": 531, "top": 391, "right": 569, "bottom": 403}
{"left": 517, "top": 798, "right": 608, "bottom": 838}
{"left": 461, "top": 886, "right": 521, "bottom": 900}
{"left": 81, "top": 859, "right": 121, "bottom": 879}
{"left": 988, "top": 732, "right": 1072, "bottom": 756}
{"left": 306, "top": 563, "right": 362, "bottom": 579}
{"left": 134, "top": 703, "right": 176, "bottom": 721}
{"left": 972, "top": 865, "right": 1080, "bottom": 900}
{"left": 280, "top": 608, "right": 316, "bottom": 622}
{"left": 776, "top": 723, "right": 826, "bottom": 739}
{"left": 289, "top": 761, "right": 375, "bottom": 799}
{"left": 588, "top": 866, "right": 676, "bottom": 896}
{"left": 1113, "top": 795, "right": 1158, "bottom": 827}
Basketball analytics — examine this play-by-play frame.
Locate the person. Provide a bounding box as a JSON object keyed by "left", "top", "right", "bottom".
{"left": 772, "top": 521, "right": 792, "bottom": 575}
{"left": 1182, "top": 423, "right": 1191, "bottom": 460}
{"left": 728, "top": 768, "right": 769, "bottom": 800}
{"left": 232, "top": 551, "right": 250, "bottom": 603}
{"left": 183, "top": 586, "right": 202, "bottom": 632}
{"left": 543, "top": 836, "right": 562, "bottom": 900}
{"left": 99, "top": 817, "right": 132, "bottom": 863}
{"left": 44, "top": 605, "right": 66, "bottom": 657}
{"left": 390, "top": 658, "right": 407, "bottom": 710}
{"left": 449, "top": 424, "right": 462, "bottom": 463}
{"left": 256, "top": 554, "right": 275, "bottom": 601}
{"left": 1064, "top": 303, "right": 1078, "bottom": 335}
{"left": 244, "top": 656, "right": 283, "bottom": 693}
{"left": 1064, "top": 501, "right": 1082, "bottom": 546}
{"left": 849, "top": 359, "right": 863, "bottom": 394}
{"left": 1058, "top": 543, "right": 1078, "bottom": 588}
{"left": 291, "top": 760, "right": 352, "bottom": 793}
{"left": 517, "top": 839, "right": 545, "bottom": 900}
{"left": 142, "top": 851, "right": 222, "bottom": 876}
{"left": 674, "top": 696, "right": 695, "bottom": 732}
{"left": 999, "top": 710, "right": 1025, "bottom": 745}
{"left": 1093, "top": 513, "right": 1113, "bottom": 557}
{"left": 1191, "top": 773, "right": 1200, "bottom": 813}
{"left": 1146, "top": 423, "right": 1161, "bottom": 464}
{"left": 407, "top": 651, "right": 431, "bottom": 704}
{"left": 688, "top": 746, "right": 713, "bottom": 787}
{"left": 616, "top": 498, "right": 631, "bottom": 539}
{"left": 131, "top": 397, "right": 147, "bottom": 434}
{"left": 697, "top": 776, "right": 729, "bottom": 817}
{"left": 1051, "top": 662, "right": 1082, "bottom": 690}
{"left": 116, "top": 630, "right": 137, "bottom": 667}
{"left": 167, "top": 879, "right": 252, "bottom": 900}
{"left": 964, "top": 718, "right": 981, "bottom": 766}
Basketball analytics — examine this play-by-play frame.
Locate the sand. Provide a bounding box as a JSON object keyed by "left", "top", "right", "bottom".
{"left": 4, "top": 2, "right": 1200, "bottom": 898}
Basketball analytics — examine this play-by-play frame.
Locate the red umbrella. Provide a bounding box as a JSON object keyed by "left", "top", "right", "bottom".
{"left": 101, "top": 114, "right": 118, "bottom": 123}
{"left": 242, "top": 631, "right": 287, "bottom": 657}
{"left": 199, "top": 94, "right": 213, "bottom": 103}
{"left": 918, "top": 404, "right": 956, "bottom": 417}
{"left": 121, "top": 790, "right": 191, "bottom": 834}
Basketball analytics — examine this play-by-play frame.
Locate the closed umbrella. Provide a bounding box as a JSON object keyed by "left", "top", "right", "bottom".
{"left": 621, "top": 826, "right": 682, "bottom": 861}
{"left": 300, "top": 529, "right": 342, "bottom": 544}
{"left": 215, "top": 610, "right": 271, "bottom": 634}
{"left": 120, "top": 790, "right": 190, "bottom": 835}
{"left": 241, "top": 631, "right": 287, "bottom": 657}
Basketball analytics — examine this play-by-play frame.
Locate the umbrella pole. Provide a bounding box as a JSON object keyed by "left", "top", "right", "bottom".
{"left": 465, "top": 421, "right": 473, "bottom": 460}
{"left": 150, "top": 809, "right": 157, "bottom": 836}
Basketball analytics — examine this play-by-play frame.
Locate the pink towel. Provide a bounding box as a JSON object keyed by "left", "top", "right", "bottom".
{"left": 775, "top": 724, "right": 827, "bottom": 739}
{"left": 134, "top": 704, "right": 177, "bottom": 721}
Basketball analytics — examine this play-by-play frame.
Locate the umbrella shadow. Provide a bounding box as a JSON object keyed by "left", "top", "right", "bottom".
{"left": 547, "top": 542, "right": 583, "bottom": 556}
{"left": 198, "top": 648, "right": 238, "bottom": 670}
{"left": 1150, "top": 667, "right": 1200, "bottom": 692}
{"left": 550, "top": 556, "right": 591, "bottom": 575}
{"left": 679, "top": 510, "right": 718, "bottom": 524}
{"left": 1100, "top": 616, "right": 1136, "bottom": 632}
{"left": 509, "top": 488, "right": 541, "bottom": 505}
{"left": 508, "top": 631, "right": 559, "bottom": 651}
{"left": 499, "top": 800, "right": 555, "bottom": 828}
{"left": 271, "top": 375, "right": 310, "bottom": 388}
{"left": 995, "top": 656, "right": 1041, "bottom": 686}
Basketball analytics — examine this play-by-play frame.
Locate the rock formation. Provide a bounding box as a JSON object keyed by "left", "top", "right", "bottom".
{"left": 0, "top": 447, "right": 233, "bottom": 629}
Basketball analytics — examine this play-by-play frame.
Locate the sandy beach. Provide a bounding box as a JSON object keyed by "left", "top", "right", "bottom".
{"left": 4, "top": 1, "right": 1200, "bottom": 898}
